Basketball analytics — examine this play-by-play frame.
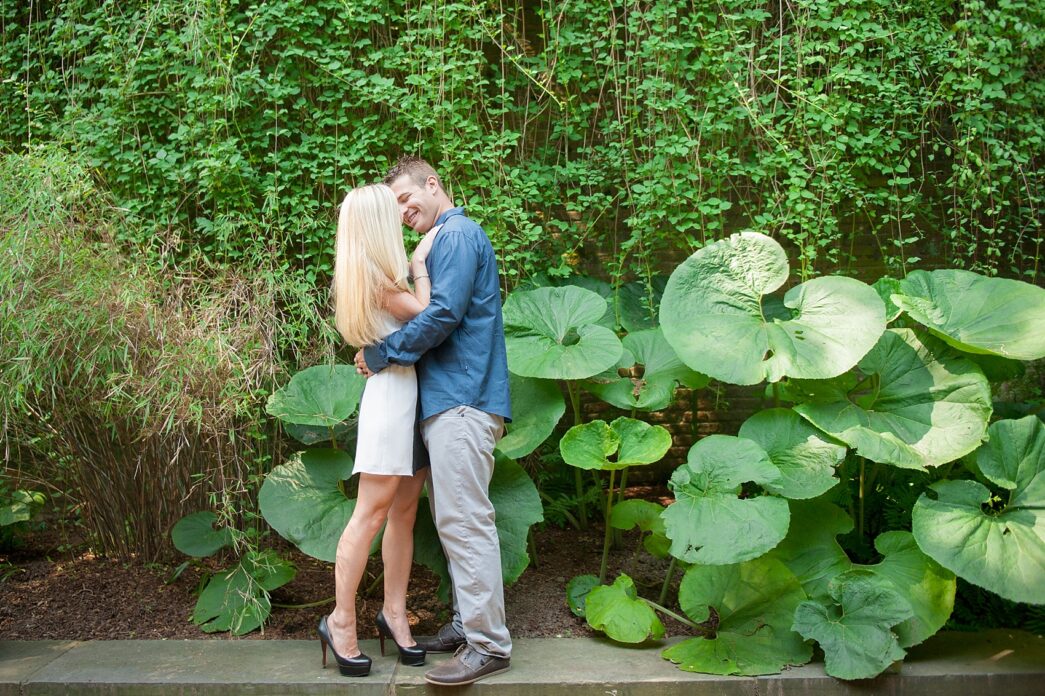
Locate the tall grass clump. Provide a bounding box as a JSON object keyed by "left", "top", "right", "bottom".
{"left": 0, "top": 146, "right": 336, "bottom": 560}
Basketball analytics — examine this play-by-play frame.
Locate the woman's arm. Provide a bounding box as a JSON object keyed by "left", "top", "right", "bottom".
{"left": 382, "top": 231, "right": 436, "bottom": 321}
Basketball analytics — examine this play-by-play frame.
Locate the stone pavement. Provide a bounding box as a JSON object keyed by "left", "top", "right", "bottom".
{"left": 1, "top": 629, "right": 1043, "bottom": 695}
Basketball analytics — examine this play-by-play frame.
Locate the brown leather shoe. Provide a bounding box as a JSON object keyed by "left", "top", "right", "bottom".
{"left": 424, "top": 645, "right": 510, "bottom": 686}
{"left": 414, "top": 623, "right": 466, "bottom": 653}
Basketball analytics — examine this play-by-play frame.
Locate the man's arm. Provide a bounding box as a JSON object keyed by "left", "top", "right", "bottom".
{"left": 362, "top": 228, "right": 477, "bottom": 372}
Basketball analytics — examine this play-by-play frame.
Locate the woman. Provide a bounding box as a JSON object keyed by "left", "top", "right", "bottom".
{"left": 318, "top": 183, "right": 438, "bottom": 677}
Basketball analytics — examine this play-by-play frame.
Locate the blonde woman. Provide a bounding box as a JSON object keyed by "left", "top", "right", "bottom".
{"left": 318, "top": 183, "right": 438, "bottom": 677}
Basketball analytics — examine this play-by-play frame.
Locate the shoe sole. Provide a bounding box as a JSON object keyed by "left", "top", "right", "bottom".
{"left": 424, "top": 664, "right": 510, "bottom": 686}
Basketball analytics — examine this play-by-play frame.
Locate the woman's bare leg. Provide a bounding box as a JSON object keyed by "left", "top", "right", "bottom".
{"left": 380, "top": 470, "right": 428, "bottom": 645}
{"left": 328, "top": 473, "right": 400, "bottom": 657}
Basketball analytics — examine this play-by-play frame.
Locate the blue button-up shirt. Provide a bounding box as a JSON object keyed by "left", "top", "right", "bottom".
{"left": 363, "top": 207, "right": 512, "bottom": 422}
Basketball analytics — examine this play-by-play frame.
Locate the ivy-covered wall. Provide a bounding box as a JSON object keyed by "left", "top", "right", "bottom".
{"left": 2, "top": 0, "right": 1041, "bottom": 284}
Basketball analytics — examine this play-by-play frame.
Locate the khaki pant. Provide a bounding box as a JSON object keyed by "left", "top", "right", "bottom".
{"left": 421, "top": 405, "right": 512, "bottom": 658}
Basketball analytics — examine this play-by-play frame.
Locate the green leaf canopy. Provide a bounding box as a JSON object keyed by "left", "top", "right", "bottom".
{"left": 662, "top": 557, "right": 812, "bottom": 676}
{"left": 584, "top": 328, "right": 708, "bottom": 411}
{"left": 792, "top": 571, "right": 914, "bottom": 680}
{"left": 662, "top": 435, "right": 789, "bottom": 565}
{"left": 585, "top": 574, "right": 665, "bottom": 643}
{"left": 795, "top": 329, "right": 992, "bottom": 470}
{"left": 497, "top": 373, "right": 565, "bottom": 459}
{"left": 912, "top": 416, "right": 1045, "bottom": 604}
{"left": 560, "top": 417, "right": 672, "bottom": 471}
{"left": 258, "top": 448, "right": 356, "bottom": 562}
{"left": 738, "top": 408, "right": 845, "bottom": 499}
{"left": 503, "top": 285, "right": 623, "bottom": 380}
{"left": 171, "top": 511, "right": 234, "bottom": 558}
{"left": 893, "top": 269, "right": 1045, "bottom": 360}
{"left": 660, "top": 231, "right": 886, "bottom": 385}
{"left": 265, "top": 365, "right": 366, "bottom": 427}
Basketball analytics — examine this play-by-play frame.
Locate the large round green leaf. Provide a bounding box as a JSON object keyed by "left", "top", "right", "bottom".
{"left": 792, "top": 571, "right": 914, "bottom": 680}
{"left": 610, "top": 499, "right": 671, "bottom": 558}
{"left": 503, "top": 286, "right": 623, "bottom": 379}
{"left": 283, "top": 418, "right": 357, "bottom": 448}
{"left": 894, "top": 269, "right": 1045, "bottom": 360}
{"left": 615, "top": 277, "right": 667, "bottom": 333}
{"left": 872, "top": 276, "right": 903, "bottom": 323}
{"left": 795, "top": 329, "right": 992, "bottom": 470}
{"left": 584, "top": 329, "right": 708, "bottom": 411}
{"left": 585, "top": 574, "right": 665, "bottom": 643}
{"left": 258, "top": 448, "right": 356, "bottom": 562}
{"left": 860, "top": 531, "right": 955, "bottom": 648}
{"left": 490, "top": 452, "right": 545, "bottom": 584}
{"left": 266, "top": 365, "right": 366, "bottom": 427}
{"left": 769, "top": 502, "right": 954, "bottom": 647}
{"left": 566, "top": 574, "right": 600, "bottom": 617}
{"left": 912, "top": 416, "right": 1045, "bottom": 604}
{"left": 171, "top": 511, "right": 234, "bottom": 558}
{"left": 662, "top": 435, "right": 789, "bottom": 565}
{"left": 560, "top": 417, "right": 672, "bottom": 471}
{"left": 660, "top": 231, "right": 886, "bottom": 385}
{"left": 497, "top": 374, "right": 565, "bottom": 459}
{"left": 663, "top": 557, "right": 812, "bottom": 675}
{"left": 738, "top": 408, "right": 845, "bottom": 499}
{"left": 768, "top": 500, "right": 853, "bottom": 602}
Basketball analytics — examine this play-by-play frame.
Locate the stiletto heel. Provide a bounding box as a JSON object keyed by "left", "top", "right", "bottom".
{"left": 318, "top": 615, "right": 372, "bottom": 677}
{"left": 376, "top": 611, "right": 426, "bottom": 667}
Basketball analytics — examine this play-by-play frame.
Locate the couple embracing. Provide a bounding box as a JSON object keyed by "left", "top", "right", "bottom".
{"left": 317, "top": 156, "right": 512, "bottom": 687}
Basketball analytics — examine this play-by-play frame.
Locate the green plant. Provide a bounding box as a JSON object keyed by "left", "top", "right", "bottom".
{"left": 573, "top": 231, "right": 1045, "bottom": 681}
{"left": 0, "top": 147, "right": 334, "bottom": 561}
{"left": 170, "top": 510, "right": 296, "bottom": 636}
{"left": 4, "top": 0, "right": 1039, "bottom": 286}
{"left": 257, "top": 363, "right": 543, "bottom": 605}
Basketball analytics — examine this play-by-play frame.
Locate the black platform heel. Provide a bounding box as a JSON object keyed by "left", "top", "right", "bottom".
{"left": 375, "top": 611, "right": 426, "bottom": 666}
{"left": 318, "top": 615, "right": 372, "bottom": 677}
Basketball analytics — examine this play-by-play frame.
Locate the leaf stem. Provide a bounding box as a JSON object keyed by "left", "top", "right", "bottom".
{"left": 567, "top": 382, "right": 589, "bottom": 529}
{"left": 272, "top": 595, "right": 334, "bottom": 609}
{"left": 658, "top": 557, "right": 678, "bottom": 606}
{"left": 599, "top": 469, "right": 616, "bottom": 584}
{"left": 641, "top": 597, "right": 698, "bottom": 631}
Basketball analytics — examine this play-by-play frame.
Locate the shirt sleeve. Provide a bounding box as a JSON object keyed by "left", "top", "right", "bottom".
{"left": 363, "top": 226, "right": 478, "bottom": 371}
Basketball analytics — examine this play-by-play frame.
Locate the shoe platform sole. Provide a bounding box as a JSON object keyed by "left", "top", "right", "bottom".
{"left": 424, "top": 664, "right": 511, "bottom": 686}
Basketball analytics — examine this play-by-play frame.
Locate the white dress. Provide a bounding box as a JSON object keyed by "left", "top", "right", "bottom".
{"left": 352, "top": 311, "right": 421, "bottom": 477}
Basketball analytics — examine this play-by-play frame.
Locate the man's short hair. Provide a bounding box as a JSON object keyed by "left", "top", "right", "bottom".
{"left": 384, "top": 155, "right": 441, "bottom": 189}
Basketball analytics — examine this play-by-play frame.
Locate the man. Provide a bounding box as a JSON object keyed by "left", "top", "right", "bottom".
{"left": 354, "top": 155, "right": 512, "bottom": 686}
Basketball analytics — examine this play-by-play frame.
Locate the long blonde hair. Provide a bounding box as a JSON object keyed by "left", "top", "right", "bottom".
{"left": 333, "top": 184, "right": 409, "bottom": 347}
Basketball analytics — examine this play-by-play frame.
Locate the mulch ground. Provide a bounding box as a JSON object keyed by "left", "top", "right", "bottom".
{"left": 0, "top": 488, "right": 690, "bottom": 641}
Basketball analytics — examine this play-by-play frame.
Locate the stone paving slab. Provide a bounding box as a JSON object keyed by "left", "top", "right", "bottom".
{"left": 14, "top": 639, "right": 389, "bottom": 696}
{"left": 0, "top": 630, "right": 1042, "bottom": 695}
{"left": 0, "top": 642, "right": 78, "bottom": 696}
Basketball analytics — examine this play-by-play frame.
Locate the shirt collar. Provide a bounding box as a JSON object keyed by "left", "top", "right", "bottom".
{"left": 435, "top": 207, "right": 465, "bottom": 226}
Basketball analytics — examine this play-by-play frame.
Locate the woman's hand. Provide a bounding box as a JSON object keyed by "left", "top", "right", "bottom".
{"left": 412, "top": 228, "right": 438, "bottom": 264}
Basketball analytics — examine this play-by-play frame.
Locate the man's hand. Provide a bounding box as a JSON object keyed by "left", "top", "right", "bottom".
{"left": 354, "top": 349, "right": 374, "bottom": 377}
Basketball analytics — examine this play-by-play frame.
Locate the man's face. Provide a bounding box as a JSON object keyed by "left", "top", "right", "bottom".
{"left": 389, "top": 174, "right": 440, "bottom": 233}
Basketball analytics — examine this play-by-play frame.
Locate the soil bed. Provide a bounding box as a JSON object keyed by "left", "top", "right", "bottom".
{"left": 0, "top": 488, "right": 689, "bottom": 641}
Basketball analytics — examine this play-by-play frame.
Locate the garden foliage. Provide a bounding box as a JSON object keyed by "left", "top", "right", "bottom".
{"left": 544, "top": 231, "right": 1045, "bottom": 680}
{"left": 1, "top": 0, "right": 1041, "bottom": 284}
